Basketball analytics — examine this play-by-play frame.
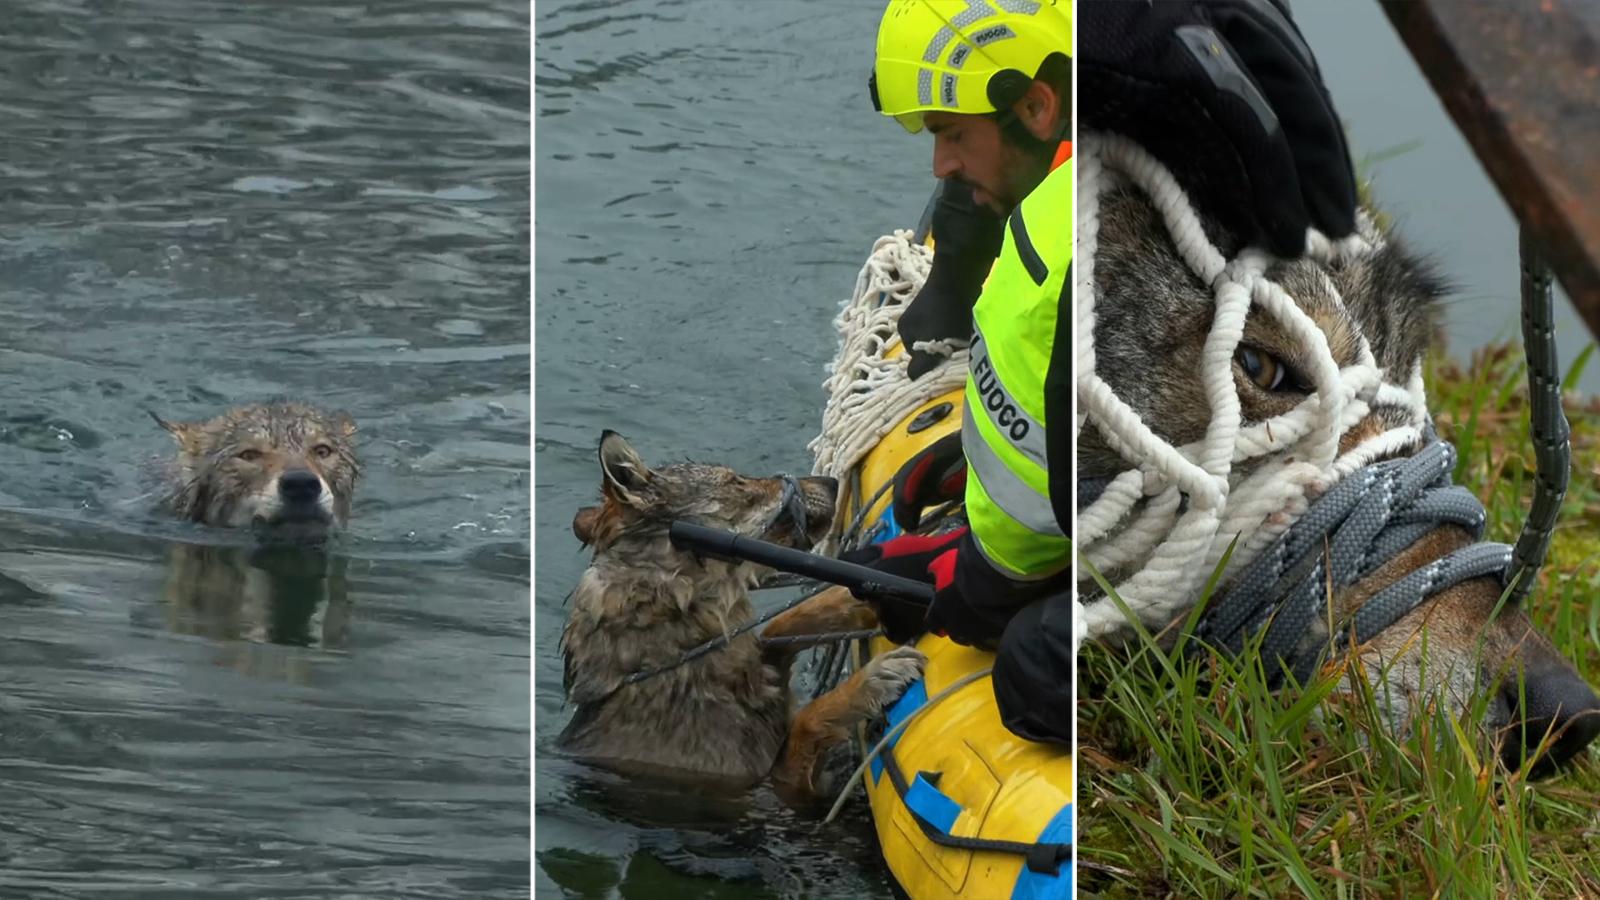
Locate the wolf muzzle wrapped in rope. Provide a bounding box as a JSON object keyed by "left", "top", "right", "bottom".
{"left": 1074, "top": 131, "right": 1567, "bottom": 675}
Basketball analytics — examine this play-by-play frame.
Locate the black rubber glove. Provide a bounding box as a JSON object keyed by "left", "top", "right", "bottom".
{"left": 927, "top": 529, "right": 1059, "bottom": 650}
{"left": 843, "top": 527, "right": 1059, "bottom": 651}
{"left": 1079, "top": 0, "right": 1357, "bottom": 258}
{"left": 898, "top": 179, "right": 1005, "bottom": 380}
{"left": 839, "top": 529, "right": 964, "bottom": 643}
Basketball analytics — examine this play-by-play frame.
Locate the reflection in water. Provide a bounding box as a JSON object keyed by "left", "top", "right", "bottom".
{"left": 537, "top": 756, "right": 889, "bottom": 899}
{"left": 163, "top": 541, "right": 352, "bottom": 651}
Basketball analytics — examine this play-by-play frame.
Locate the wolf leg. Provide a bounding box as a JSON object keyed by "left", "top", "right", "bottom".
{"left": 773, "top": 645, "right": 925, "bottom": 802}
{"left": 761, "top": 586, "right": 879, "bottom": 646}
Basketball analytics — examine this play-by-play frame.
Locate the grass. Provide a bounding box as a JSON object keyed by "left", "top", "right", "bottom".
{"left": 1077, "top": 341, "right": 1600, "bottom": 898}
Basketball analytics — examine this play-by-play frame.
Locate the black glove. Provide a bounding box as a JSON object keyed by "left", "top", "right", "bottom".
{"left": 839, "top": 529, "right": 964, "bottom": 643}
{"left": 898, "top": 180, "right": 1005, "bottom": 380}
{"left": 1079, "top": 0, "right": 1357, "bottom": 258}
{"left": 925, "top": 529, "right": 1055, "bottom": 650}
{"left": 843, "top": 528, "right": 1056, "bottom": 650}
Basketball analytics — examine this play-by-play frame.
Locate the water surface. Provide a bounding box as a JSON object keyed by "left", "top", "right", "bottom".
{"left": 533, "top": 1, "right": 927, "bottom": 896}
{"left": 0, "top": 2, "right": 530, "bottom": 896}
{"left": 1298, "top": 2, "right": 1599, "bottom": 388}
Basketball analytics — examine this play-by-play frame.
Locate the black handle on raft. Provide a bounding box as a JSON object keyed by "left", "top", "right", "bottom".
{"left": 668, "top": 520, "right": 936, "bottom": 604}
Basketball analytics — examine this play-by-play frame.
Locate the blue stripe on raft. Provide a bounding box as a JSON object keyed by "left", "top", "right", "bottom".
{"left": 870, "top": 678, "right": 928, "bottom": 783}
{"left": 1009, "top": 803, "right": 1073, "bottom": 900}
{"left": 903, "top": 772, "right": 962, "bottom": 833}
{"left": 873, "top": 506, "right": 904, "bottom": 543}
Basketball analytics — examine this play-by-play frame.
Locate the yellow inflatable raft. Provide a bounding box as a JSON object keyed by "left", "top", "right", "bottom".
{"left": 822, "top": 216, "right": 1072, "bottom": 899}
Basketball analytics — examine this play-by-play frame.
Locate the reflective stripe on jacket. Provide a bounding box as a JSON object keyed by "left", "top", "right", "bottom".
{"left": 961, "top": 151, "right": 1071, "bottom": 579}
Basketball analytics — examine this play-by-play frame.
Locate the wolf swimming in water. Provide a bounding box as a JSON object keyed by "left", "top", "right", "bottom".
{"left": 558, "top": 430, "right": 923, "bottom": 798}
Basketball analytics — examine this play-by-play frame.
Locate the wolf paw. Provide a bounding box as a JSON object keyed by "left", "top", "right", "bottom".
{"left": 857, "top": 646, "right": 927, "bottom": 714}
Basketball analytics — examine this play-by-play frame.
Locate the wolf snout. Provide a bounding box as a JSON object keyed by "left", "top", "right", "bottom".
{"left": 798, "top": 475, "right": 839, "bottom": 538}
{"left": 1499, "top": 657, "right": 1600, "bottom": 776}
{"left": 803, "top": 475, "right": 839, "bottom": 502}
{"left": 279, "top": 469, "right": 323, "bottom": 505}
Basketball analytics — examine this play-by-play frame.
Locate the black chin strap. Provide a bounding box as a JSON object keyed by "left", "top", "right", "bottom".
{"left": 769, "top": 474, "right": 809, "bottom": 540}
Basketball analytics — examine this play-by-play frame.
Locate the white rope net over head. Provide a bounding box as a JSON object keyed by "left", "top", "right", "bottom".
{"left": 1074, "top": 131, "right": 1429, "bottom": 651}
{"left": 810, "top": 230, "right": 967, "bottom": 552}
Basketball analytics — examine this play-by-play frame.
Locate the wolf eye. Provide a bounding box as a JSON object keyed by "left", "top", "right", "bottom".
{"left": 236, "top": 448, "right": 263, "bottom": 462}
{"left": 1235, "top": 346, "right": 1307, "bottom": 393}
{"left": 312, "top": 444, "right": 335, "bottom": 459}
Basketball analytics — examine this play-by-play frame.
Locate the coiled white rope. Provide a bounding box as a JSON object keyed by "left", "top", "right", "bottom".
{"left": 1075, "top": 131, "right": 1429, "bottom": 649}
{"left": 809, "top": 229, "right": 967, "bottom": 551}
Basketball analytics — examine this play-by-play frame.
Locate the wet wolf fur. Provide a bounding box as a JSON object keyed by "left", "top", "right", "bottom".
{"left": 154, "top": 402, "right": 359, "bottom": 657}
{"left": 1082, "top": 184, "right": 1600, "bottom": 771}
{"left": 153, "top": 401, "right": 360, "bottom": 538}
{"left": 558, "top": 431, "right": 923, "bottom": 797}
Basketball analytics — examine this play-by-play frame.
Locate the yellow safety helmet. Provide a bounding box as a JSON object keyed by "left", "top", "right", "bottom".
{"left": 871, "top": 0, "right": 1071, "bottom": 134}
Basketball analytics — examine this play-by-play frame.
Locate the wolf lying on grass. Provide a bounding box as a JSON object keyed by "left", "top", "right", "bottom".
{"left": 1080, "top": 178, "right": 1600, "bottom": 772}
{"left": 558, "top": 431, "right": 923, "bottom": 799}
{"left": 152, "top": 401, "right": 360, "bottom": 542}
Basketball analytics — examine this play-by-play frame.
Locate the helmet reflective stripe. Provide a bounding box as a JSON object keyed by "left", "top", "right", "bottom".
{"left": 946, "top": 1, "right": 1001, "bottom": 37}
{"left": 921, "top": 4, "right": 1019, "bottom": 66}
{"left": 918, "top": 5, "right": 972, "bottom": 63}
{"left": 873, "top": 0, "right": 1070, "bottom": 133}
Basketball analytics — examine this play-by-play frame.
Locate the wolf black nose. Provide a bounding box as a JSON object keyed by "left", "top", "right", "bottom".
{"left": 279, "top": 469, "right": 322, "bottom": 505}
{"left": 1500, "top": 659, "right": 1600, "bottom": 777}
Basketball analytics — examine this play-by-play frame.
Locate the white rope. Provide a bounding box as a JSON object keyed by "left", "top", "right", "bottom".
{"left": 809, "top": 230, "right": 968, "bottom": 551}
{"left": 1075, "top": 131, "right": 1429, "bottom": 648}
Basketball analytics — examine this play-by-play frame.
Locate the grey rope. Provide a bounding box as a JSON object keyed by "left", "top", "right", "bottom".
{"left": 1196, "top": 437, "right": 1510, "bottom": 684}
{"left": 772, "top": 474, "right": 810, "bottom": 541}
{"left": 758, "top": 628, "right": 882, "bottom": 649}
{"left": 1508, "top": 229, "right": 1571, "bottom": 606}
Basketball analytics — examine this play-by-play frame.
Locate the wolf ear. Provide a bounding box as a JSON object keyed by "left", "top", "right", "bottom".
{"left": 333, "top": 413, "right": 357, "bottom": 440}
{"left": 597, "top": 430, "right": 653, "bottom": 506}
{"left": 149, "top": 411, "right": 203, "bottom": 455}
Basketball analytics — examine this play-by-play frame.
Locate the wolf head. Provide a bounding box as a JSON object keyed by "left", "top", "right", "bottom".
{"left": 1083, "top": 169, "right": 1600, "bottom": 771}
{"left": 573, "top": 431, "right": 837, "bottom": 558}
{"left": 560, "top": 432, "right": 837, "bottom": 732}
{"left": 155, "top": 402, "right": 359, "bottom": 541}
{"left": 1080, "top": 186, "right": 1445, "bottom": 476}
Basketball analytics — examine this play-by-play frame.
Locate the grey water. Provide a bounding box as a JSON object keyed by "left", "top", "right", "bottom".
{"left": 0, "top": 2, "right": 530, "bottom": 897}
{"left": 1298, "top": 1, "right": 1600, "bottom": 390}
{"left": 531, "top": 1, "right": 1589, "bottom": 898}
{"left": 533, "top": 1, "right": 922, "bottom": 896}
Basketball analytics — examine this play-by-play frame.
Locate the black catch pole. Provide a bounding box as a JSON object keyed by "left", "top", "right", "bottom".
{"left": 668, "top": 520, "right": 936, "bottom": 604}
